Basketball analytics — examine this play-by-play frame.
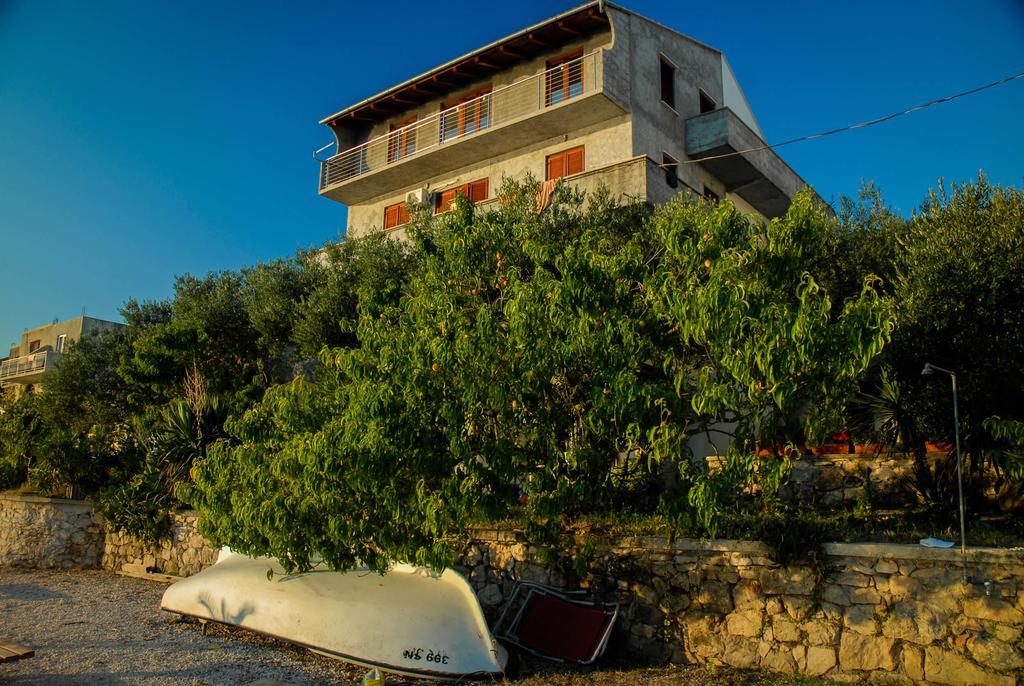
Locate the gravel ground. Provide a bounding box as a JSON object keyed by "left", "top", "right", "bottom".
{"left": 0, "top": 569, "right": 831, "bottom": 686}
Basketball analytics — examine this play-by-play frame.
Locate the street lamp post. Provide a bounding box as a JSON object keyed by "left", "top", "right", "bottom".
{"left": 921, "top": 363, "right": 968, "bottom": 585}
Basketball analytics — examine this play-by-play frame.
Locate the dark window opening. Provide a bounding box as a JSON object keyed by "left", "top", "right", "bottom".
{"left": 28, "top": 340, "right": 41, "bottom": 353}
{"left": 662, "top": 153, "right": 679, "bottom": 189}
{"left": 699, "top": 89, "right": 716, "bottom": 114}
{"left": 660, "top": 58, "right": 675, "bottom": 109}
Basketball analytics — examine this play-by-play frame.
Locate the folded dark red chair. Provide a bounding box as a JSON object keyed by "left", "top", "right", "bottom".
{"left": 494, "top": 582, "right": 618, "bottom": 664}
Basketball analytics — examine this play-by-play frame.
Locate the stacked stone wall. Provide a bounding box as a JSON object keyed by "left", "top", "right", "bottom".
{"left": 3, "top": 494, "right": 1021, "bottom": 684}
{"left": 460, "top": 532, "right": 1024, "bottom": 686}
{"left": 0, "top": 494, "right": 217, "bottom": 576}
{"left": 708, "top": 452, "right": 925, "bottom": 507}
{"left": 0, "top": 494, "right": 103, "bottom": 569}
{"left": 101, "top": 510, "right": 219, "bottom": 576}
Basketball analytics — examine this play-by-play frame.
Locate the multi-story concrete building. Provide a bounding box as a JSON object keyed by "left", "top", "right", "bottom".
{"left": 316, "top": 1, "right": 813, "bottom": 239}
{"left": 1, "top": 316, "right": 123, "bottom": 394}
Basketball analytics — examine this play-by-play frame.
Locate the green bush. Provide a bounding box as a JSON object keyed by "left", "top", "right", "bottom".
{"left": 183, "top": 182, "right": 892, "bottom": 573}
{"left": 836, "top": 177, "right": 1024, "bottom": 508}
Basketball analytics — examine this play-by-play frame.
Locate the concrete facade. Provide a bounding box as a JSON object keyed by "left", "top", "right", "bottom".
{"left": 1, "top": 315, "right": 122, "bottom": 392}
{"left": 317, "top": 2, "right": 814, "bottom": 238}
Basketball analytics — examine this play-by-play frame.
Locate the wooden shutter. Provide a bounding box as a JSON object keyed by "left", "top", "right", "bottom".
{"left": 435, "top": 187, "right": 460, "bottom": 214}
{"left": 546, "top": 146, "right": 584, "bottom": 181}
{"left": 565, "top": 147, "right": 585, "bottom": 176}
{"left": 384, "top": 202, "right": 409, "bottom": 229}
{"left": 436, "top": 179, "right": 488, "bottom": 213}
{"left": 546, "top": 152, "right": 564, "bottom": 181}
{"left": 388, "top": 116, "right": 417, "bottom": 163}
{"left": 545, "top": 49, "right": 584, "bottom": 106}
{"left": 468, "top": 179, "right": 489, "bottom": 202}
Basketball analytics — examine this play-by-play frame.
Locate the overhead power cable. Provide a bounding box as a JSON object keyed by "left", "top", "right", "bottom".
{"left": 672, "top": 70, "right": 1024, "bottom": 166}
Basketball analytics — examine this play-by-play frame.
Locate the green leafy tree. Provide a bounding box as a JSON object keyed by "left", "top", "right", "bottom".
{"left": 119, "top": 271, "right": 264, "bottom": 410}
{"left": 185, "top": 184, "right": 893, "bottom": 573}
{"left": 890, "top": 177, "right": 1024, "bottom": 447}
{"left": 648, "top": 190, "right": 894, "bottom": 528}
{"left": 291, "top": 235, "right": 416, "bottom": 359}
{"left": 0, "top": 393, "right": 43, "bottom": 489}
{"left": 824, "top": 176, "right": 1024, "bottom": 511}
{"left": 186, "top": 184, "right": 674, "bottom": 572}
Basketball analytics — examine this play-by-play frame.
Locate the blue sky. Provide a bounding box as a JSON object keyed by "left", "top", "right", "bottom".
{"left": 1, "top": 0, "right": 1022, "bottom": 349}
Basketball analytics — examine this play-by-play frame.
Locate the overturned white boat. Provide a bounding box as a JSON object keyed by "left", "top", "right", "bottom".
{"left": 161, "top": 549, "right": 508, "bottom": 681}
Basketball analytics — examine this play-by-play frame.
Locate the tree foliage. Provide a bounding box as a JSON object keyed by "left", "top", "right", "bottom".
{"left": 0, "top": 236, "right": 414, "bottom": 539}
{"left": 5, "top": 173, "right": 1020, "bottom": 557}
{"left": 184, "top": 183, "right": 893, "bottom": 573}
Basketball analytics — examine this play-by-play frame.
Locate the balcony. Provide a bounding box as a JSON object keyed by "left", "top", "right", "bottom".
{"left": 0, "top": 350, "right": 59, "bottom": 385}
{"left": 319, "top": 51, "right": 625, "bottom": 205}
{"left": 685, "top": 108, "right": 809, "bottom": 218}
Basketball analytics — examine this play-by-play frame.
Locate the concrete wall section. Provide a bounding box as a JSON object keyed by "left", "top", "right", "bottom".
{"left": 619, "top": 11, "right": 724, "bottom": 194}
{"left": 12, "top": 316, "right": 122, "bottom": 357}
{"left": 346, "top": 115, "right": 634, "bottom": 237}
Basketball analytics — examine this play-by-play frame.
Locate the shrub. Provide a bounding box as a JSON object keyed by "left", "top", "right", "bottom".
{"left": 184, "top": 182, "right": 893, "bottom": 573}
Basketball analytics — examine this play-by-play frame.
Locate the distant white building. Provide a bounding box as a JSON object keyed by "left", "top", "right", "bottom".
{"left": 1, "top": 316, "right": 122, "bottom": 396}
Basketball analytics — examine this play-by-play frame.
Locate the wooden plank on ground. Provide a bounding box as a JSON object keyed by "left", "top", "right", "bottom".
{"left": 0, "top": 641, "right": 34, "bottom": 662}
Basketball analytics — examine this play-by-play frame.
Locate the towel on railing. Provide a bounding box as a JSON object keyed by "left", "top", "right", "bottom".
{"left": 535, "top": 179, "right": 558, "bottom": 214}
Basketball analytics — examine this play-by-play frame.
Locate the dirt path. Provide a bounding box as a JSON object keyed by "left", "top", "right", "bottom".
{"left": 0, "top": 569, "right": 832, "bottom": 686}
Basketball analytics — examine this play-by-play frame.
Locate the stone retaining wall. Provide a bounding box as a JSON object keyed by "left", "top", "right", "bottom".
{"left": 3, "top": 493, "right": 1021, "bottom": 684}
{"left": 101, "top": 511, "right": 219, "bottom": 577}
{"left": 459, "top": 532, "right": 1024, "bottom": 686}
{"left": 708, "top": 452, "right": 927, "bottom": 507}
{"left": 0, "top": 494, "right": 104, "bottom": 569}
{"left": 0, "top": 494, "right": 217, "bottom": 576}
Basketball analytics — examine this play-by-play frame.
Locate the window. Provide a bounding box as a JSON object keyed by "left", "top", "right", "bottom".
{"left": 387, "top": 115, "right": 417, "bottom": 163}
{"left": 662, "top": 153, "right": 679, "bottom": 189}
{"left": 435, "top": 178, "right": 489, "bottom": 214}
{"left": 660, "top": 57, "right": 676, "bottom": 109}
{"left": 699, "top": 89, "right": 716, "bottom": 114}
{"left": 441, "top": 87, "right": 492, "bottom": 142}
{"left": 703, "top": 186, "right": 720, "bottom": 202}
{"left": 546, "top": 146, "right": 585, "bottom": 181}
{"left": 383, "top": 202, "right": 410, "bottom": 230}
{"left": 55, "top": 334, "right": 67, "bottom": 353}
{"left": 28, "top": 340, "right": 40, "bottom": 353}
{"left": 545, "top": 50, "right": 584, "bottom": 106}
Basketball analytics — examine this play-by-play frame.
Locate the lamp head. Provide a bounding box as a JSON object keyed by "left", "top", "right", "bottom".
{"left": 922, "top": 363, "right": 934, "bottom": 376}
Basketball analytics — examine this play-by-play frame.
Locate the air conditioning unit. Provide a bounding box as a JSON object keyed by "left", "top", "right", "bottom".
{"left": 406, "top": 188, "right": 433, "bottom": 208}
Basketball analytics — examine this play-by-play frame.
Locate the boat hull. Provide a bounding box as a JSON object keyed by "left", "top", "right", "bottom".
{"left": 160, "top": 549, "right": 507, "bottom": 681}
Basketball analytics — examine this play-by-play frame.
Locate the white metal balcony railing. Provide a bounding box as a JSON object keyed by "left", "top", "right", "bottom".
{"left": 0, "top": 350, "right": 56, "bottom": 382}
{"left": 319, "top": 51, "right": 600, "bottom": 190}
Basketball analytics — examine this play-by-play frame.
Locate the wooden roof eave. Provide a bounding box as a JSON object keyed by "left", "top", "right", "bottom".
{"left": 321, "top": 2, "right": 610, "bottom": 128}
